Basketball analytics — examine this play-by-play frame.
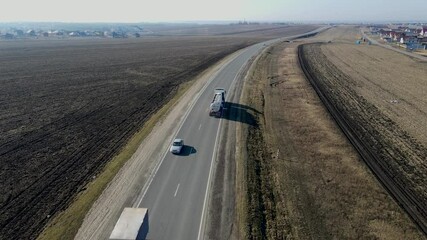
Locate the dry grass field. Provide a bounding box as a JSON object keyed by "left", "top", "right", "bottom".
{"left": 304, "top": 25, "right": 427, "bottom": 231}
{"left": 319, "top": 35, "right": 427, "bottom": 146}
{"left": 0, "top": 24, "right": 318, "bottom": 239}
{"left": 237, "top": 26, "right": 425, "bottom": 239}
{"left": 301, "top": 25, "right": 427, "bottom": 228}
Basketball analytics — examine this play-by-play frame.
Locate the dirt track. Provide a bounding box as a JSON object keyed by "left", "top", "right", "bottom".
{"left": 237, "top": 27, "right": 425, "bottom": 239}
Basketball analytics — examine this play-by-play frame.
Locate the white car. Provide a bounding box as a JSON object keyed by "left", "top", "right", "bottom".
{"left": 170, "top": 138, "right": 184, "bottom": 154}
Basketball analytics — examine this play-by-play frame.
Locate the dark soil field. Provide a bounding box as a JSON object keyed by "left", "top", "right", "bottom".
{"left": 0, "top": 24, "right": 317, "bottom": 239}
{"left": 141, "top": 23, "right": 314, "bottom": 37}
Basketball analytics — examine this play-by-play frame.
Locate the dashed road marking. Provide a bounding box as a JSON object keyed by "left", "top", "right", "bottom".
{"left": 174, "top": 183, "right": 180, "bottom": 197}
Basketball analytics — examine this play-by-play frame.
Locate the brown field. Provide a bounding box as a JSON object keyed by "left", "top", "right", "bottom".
{"left": 0, "top": 24, "right": 317, "bottom": 239}
{"left": 301, "top": 26, "right": 427, "bottom": 229}
{"left": 236, "top": 26, "right": 425, "bottom": 239}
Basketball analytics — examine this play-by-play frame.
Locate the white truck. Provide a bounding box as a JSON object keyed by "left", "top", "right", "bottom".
{"left": 109, "top": 208, "right": 149, "bottom": 240}
{"left": 209, "top": 88, "right": 226, "bottom": 117}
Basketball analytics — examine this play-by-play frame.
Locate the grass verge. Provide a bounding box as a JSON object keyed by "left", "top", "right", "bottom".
{"left": 37, "top": 80, "right": 195, "bottom": 240}
{"left": 237, "top": 46, "right": 280, "bottom": 239}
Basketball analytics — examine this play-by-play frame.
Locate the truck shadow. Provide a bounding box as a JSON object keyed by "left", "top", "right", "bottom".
{"left": 178, "top": 145, "right": 197, "bottom": 156}
{"left": 221, "top": 102, "right": 260, "bottom": 126}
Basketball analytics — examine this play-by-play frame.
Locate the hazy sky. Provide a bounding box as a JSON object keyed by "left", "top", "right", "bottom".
{"left": 0, "top": 0, "right": 426, "bottom": 23}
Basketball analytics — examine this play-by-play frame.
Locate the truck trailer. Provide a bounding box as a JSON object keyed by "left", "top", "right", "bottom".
{"left": 109, "top": 208, "right": 149, "bottom": 240}
{"left": 209, "top": 88, "right": 226, "bottom": 117}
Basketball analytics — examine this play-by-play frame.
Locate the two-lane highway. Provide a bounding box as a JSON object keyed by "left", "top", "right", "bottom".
{"left": 133, "top": 42, "right": 266, "bottom": 240}
{"left": 130, "top": 27, "right": 327, "bottom": 240}
{"left": 72, "top": 27, "right": 327, "bottom": 240}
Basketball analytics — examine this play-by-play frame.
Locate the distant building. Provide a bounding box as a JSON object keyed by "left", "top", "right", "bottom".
{"left": 48, "top": 30, "right": 63, "bottom": 36}
{"left": 69, "top": 31, "right": 80, "bottom": 37}
{"left": 404, "top": 27, "right": 418, "bottom": 33}
{"left": 94, "top": 31, "right": 104, "bottom": 37}
{"left": 400, "top": 35, "right": 418, "bottom": 44}
{"left": 26, "top": 30, "right": 36, "bottom": 36}
{"left": 370, "top": 26, "right": 381, "bottom": 35}
{"left": 379, "top": 29, "right": 393, "bottom": 38}
{"left": 3, "top": 33, "right": 14, "bottom": 39}
{"left": 82, "top": 30, "right": 93, "bottom": 36}
{"left": 403, "top": 32, "right": 418, "bottom": 37}
{"left": 112, "top": 31, "right": 126, "bottom": 38}
{"left": 418, "top": 36, "right": 427, "bottom": 44}
{"left": 391, "top": 31, "right": 404, "bottom": 42}
{"left": 14, "top": 29, "right": 24, "bottom": 36}
{"left": 382, "top": 36, "right": 392, "bottom": 43}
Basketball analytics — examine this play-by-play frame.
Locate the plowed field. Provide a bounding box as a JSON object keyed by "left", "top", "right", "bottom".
{"left": 0, "top": 37, "right": 243, "bottom": 239}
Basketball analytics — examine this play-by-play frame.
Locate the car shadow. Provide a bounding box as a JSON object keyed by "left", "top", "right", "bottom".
{"left": 221, "top": 102, "right": 259, "bottom": 127}
{"left": 177, "top": 145, "right": 197, "bottom": 156}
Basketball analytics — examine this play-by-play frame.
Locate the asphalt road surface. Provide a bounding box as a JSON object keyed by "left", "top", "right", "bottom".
{"left": 130, "top": 28, "right": 326, "bottom": 240}
{"left": 133, "top": 43, "right": 263, "bottom": 240}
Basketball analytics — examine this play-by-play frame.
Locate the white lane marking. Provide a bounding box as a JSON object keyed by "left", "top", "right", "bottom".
{"left": 198, "top": 124, "right": 202, "bottom": 130}
{"left": 197, "top": 118, "right": 222, "bottom": 240}
{"left": 174, "top": 184, "right": 180, "bottom": 197}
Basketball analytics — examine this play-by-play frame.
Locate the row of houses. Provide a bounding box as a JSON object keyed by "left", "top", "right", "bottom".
{"left": 0, "top": 29, "right": 142, "bottom": 39}
{"left": 370, "top": 25, "right": 427, "bottom": 50}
